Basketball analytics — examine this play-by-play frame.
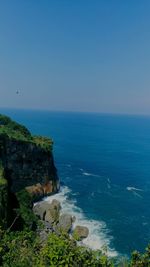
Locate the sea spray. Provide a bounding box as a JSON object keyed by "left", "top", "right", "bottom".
{"left": 44, "top": 186, "right": 118, "bottom": 257}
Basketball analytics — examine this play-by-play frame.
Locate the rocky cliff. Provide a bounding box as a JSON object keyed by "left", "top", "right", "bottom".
{"left": 0, "top": 164, "right": 8, "bottom": 228}
{"left": 0, "top": 114, "right": 59, "bottom": 228}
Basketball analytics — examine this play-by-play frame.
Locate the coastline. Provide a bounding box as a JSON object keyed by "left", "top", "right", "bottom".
{"left": 35, "top": 185, "right": 118, "bottom": 258}
{"left": 2, "top": 110, "right": 150, "bottom": 256}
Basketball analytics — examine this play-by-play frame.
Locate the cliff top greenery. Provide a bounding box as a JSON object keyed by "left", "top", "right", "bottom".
{"left": 0, "top": 114, "right": 53, "bottom": 151}
{"left": 0, "top": 114, "right": 31, "bottom": 140}
{"left": 0, "top": 162, "right": 7, "bottom": 186}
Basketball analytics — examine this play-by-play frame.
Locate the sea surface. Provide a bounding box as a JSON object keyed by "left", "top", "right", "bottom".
{"left": 1, "top": 108, "right": 150, "bottom": 257}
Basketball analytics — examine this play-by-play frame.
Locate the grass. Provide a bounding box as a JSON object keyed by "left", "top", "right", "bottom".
{"left": 32, "top": 135, "right": 53, "bottom": 151}
{"left": 0, "top": 126, "right": 31, "bottom": 142}
{"left": 0, "top": 163, "right": 7, "bottom": 186}
{"left": 0, "top": 114, "right": 53, "bottom": 152}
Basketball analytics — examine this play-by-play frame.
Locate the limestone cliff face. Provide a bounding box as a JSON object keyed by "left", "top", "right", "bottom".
{"left": 1, "top": 136, "right": 59, "bottom": 195}
{"left": 0, "top": 175, "right": 8, "bottom": 228}
{"left": 0, "top": 114, "right": 59, "bottom": 227}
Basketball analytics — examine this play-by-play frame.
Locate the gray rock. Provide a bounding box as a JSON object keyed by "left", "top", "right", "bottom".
{"left": 44, "top": 199, "right": 61, "bottom": 224}
{"left": 42, "top": 220, "right": 53, "bottom": 232}
{"left": 57, "top": 213, "right": 73, "bottom": 233}
{"left": 73, "top": 225, "right": 89, "bottom": 241}
{"left": 36, "top": 220, "right": 53, "bottom": 243}
{"left": 33, "top": 201, "right": 50, "bottom": 220}
{"left": 51, "top": 199, "right": 61, "bottom": 211}
{"left": 72, "top": 216, "right": 76, "bottom": 223}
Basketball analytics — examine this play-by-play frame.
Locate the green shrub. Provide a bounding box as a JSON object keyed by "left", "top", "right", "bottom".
{"left": 0, "top": 114, "right": 31, "bottom": 140}
{"left": 38, "top": 233, "right": 114, "bottom": 267}
{"left": 129, "top": 246, "right": 150, "bottom": 267}
{"left": 0, "top": 229, "right": 39, "bottom": 267}
{"left": 1, "top": 226, "right": 150, "bottom": 267}
{"left": 0, "top": 114, "right": 53, "bottom": 151}
{"left": 15, "top": 189, "right": 37, "bottom": 230}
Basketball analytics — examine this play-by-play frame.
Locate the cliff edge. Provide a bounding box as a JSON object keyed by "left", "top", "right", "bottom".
{"left": 0, "top": 114, "right": 59, "bottom": 228}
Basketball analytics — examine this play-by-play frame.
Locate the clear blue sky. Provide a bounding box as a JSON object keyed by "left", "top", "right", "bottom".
{"left": 0, "top": 0, "right": 150, "bottom": 114}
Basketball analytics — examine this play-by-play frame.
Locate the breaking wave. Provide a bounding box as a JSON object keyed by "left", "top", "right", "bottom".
{"left": 44, "top": 186, "right": 118, "bottom": 257}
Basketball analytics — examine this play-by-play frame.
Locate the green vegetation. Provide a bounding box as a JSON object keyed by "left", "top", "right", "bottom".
{"left": 0, "top": 224, "right": 150, "bottom": 267}
{"left": 0, "top": 114, "right": 53, "bottom": 151}
{"left": 38, "top": 233, "right": 114, "bottom": 267}
{"left": 129, "top": 248, "right": 150, "bottom": 266}
{"left": 0, "top": 228, "right": 39, "bottom": 267}
{"left": 0, "top": 177, "right": 7, "bottom": 186}
{"left": 33, "top": 135, "right": 53, "bottom": 151}
{"left": 0, "top": 114, "right": 31, "bottom": 141}
{"left": 0, "top": 163, "right": 7, "bottom": 186}
{"left": 15, "top": 189, "right": 37, "bottom": 229}
{"left": 1, "top": 186, "right": 114, "bottom": 267}
{"left": 0, "top": 113, "right": 150, "bottom": 266}
{"left": 0, "top": 161, "right": 8, "bottom": 228}
{"left": 0, "top": 229, "right": 114, "bottom": 267}
{"left": 0, "top": 186, "right": 150, "bottom": 267}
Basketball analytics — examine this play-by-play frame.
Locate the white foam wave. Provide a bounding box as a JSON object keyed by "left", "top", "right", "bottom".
{"left": 126, "top": 187, "right": 143, "bottom": 198}
{"left": 134, "top": 192, "right": 142, "bottom": 198}
{"left": 127, "top": 186, "right": 143, "bottom": 192}
{"left": 107, "top": 178, "right": 111, "bottom": 183}
{"left": 83, "top": 172, "right": 99, "bottom": 178}
{"left": 66, "top": 164, "right": 72, "bottom": 168}
{"left": 107, "top": 178, "right": 111, "bottom": 189}
{"left": 43, "top": 186, "right": 118, "bottom": 257}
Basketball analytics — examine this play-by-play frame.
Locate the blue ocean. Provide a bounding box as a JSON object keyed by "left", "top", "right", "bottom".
{"left": 1, "top": 108, "right": 150, "bottom": 257}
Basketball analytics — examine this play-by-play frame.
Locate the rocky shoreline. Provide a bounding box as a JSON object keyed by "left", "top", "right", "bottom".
{"left": 33, "top": 198, "right": 89, "bottom": 244}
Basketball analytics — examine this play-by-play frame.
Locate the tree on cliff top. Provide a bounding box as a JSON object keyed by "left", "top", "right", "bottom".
{"left": 0, "top": 114, "right": 31, "bottom": 139}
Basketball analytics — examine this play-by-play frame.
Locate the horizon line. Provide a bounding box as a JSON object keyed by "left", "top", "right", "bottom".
{"left": 0, "top": 106, "right": 150, "bottom": 118}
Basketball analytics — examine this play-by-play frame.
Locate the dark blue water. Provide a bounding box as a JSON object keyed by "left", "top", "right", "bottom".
{"left": 1, "top": 108, "right": 150, "bottom": 256}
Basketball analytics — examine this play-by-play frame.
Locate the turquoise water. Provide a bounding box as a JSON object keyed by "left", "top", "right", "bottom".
{"left": 1, "top": 108, "right": 150, "bottom": 256}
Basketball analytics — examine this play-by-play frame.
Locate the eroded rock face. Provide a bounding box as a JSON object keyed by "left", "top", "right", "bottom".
{"left": 0, "top": 117, "right": 59, "bottom": 202}
{"left": 0, "top": 114, "right": 59, "bottom": 228}
{"left": 0, "top": 180, "right": 8, "bottom": 228}
{"left": 33, "top": 199, "right": 90, "bottom": 242}
{"left": 45, "top": 199, "right": 61, "bottom": 225}
{"left": 51, "top": 199, "right": 61, "bottom": 212}
{"left": 1, "top": 137, "right": 59, "bottom": 195}
{"left": 33, "top": 201, "right": 50, "bottom": 220}
{"left": 26, "top": 183, "right": 45, "bottom": 201}
{"left": 57, "top": 213, "right": 73, "bottom": 233}
{"left": 73, "top": 225, "right": 89, "bottom": 240}
{"left": 33, "top": 199, "right": 61, "bottom": 222}
{"left": 37, "top": 220, "right": 53, "bottom": 243}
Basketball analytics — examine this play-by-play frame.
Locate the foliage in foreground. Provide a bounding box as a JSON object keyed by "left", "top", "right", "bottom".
{"left": 38, "top": 233, "right": 113, "bottom": 267}
{"left": 0, "top": 226, "right": 150, "bottom": 267}
{"left": 0, "top": 229, "right": 114, "bottom": 267}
